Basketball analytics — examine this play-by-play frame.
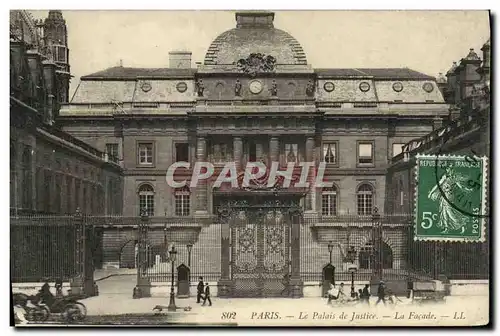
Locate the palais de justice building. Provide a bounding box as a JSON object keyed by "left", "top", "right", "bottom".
{"left": 59, "top": 12, "right": 449, "bottom": 297}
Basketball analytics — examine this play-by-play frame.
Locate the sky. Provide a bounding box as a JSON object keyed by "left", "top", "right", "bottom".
{"left": 28, "top": 10, "right": 490, "bottom": 97}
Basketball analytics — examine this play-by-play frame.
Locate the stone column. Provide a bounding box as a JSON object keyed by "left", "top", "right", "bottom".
{"left": 194, "top": 137, "right": 209, "bottom": 217}
{"left": 269, "top": 136, "right": 279, "bottom": 163}
{"left": 218, "top": 212, "right": 232, "bottom": 297}
{"left": 233, "top": 137, "right": 243, "bottom": 171}
{"left": 289, "top": 210, "right": 304, "bottom": 298}
{"left": 305, "top": 136, "right": 315, "bottom": 212}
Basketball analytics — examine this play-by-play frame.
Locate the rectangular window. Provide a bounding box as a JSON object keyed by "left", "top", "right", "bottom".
{"left": 211, "top": 142, "right": 231, "bottom": 163}
{"left": 82, "top": 182, "right": 88, "bottom": 214}
{"left": 105, "top": 143, "right": 119, "bottom": 161}
{"left": 44, "top": 170, "right": 52, "bottom": 213}
{"left": 66, "top": 176, "right": 72, "bottom": 214}
{"left": 285, "top": 143, "right": 298, "bottom": 163}
{"left": 322, "top": 142, "right": 337, "bottom": 164}
{"left": 321, "top": 191, "right": 338, "bottom": 216}
{"left": 54, "top": 174, "right": 62, "bottom": 214}
{"left": 246, "top": 140, "right": 265, "bottom": 163}
{"left": 392, "top": 143, "right": 405, "bottom": 158}
{"left": 139, "top": 195, "right": 155, "bottom": 216}
{"left": 175, "top": 190, "right": 190, "bottom": 216}
{"left": 175, "top": 143, "right": 189, "bottom": 162}
{"left": 138, "top": 142, "right": 154, "bottom": 165}
{"left": 75, "top": 179, "right": 81, "bottom": 212}
{"left": 249, "top": 142, "right": 257, "bottom": 162}
{"left": 357, "top": 142, "right": 374, "bottom": 165}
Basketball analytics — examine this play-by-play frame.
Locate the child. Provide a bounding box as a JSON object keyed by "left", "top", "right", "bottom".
{"left": 326, "top": 283, "right": 337, "bottom": 304}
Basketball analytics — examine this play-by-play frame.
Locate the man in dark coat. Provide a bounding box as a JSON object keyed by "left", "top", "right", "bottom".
{"left": 202, "top": 282, "right": 212, "bottom": 306}
{"left": 196, "top": 277, "right": 204, "bottom": 303}
{"left": 376, "top": 281, "right": 386, "bottom": 305}
{"left": 362, "top": 284, "right": 370, "bottom": 304}
{"left": 39, "top": 278, "right": 54, "bottom": 306}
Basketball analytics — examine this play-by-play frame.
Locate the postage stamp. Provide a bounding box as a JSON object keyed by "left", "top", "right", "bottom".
{"left": 414, "top": 154, "right": 488, "bottom": 242}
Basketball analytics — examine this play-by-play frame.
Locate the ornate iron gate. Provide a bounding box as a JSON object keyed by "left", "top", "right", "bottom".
{"left": 217, "top": 196, "right": 301, "bottom": 297}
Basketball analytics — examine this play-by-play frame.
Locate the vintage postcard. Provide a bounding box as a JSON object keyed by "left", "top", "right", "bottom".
{"left": 10, "top": 10, "right": 490, "bottom": 327}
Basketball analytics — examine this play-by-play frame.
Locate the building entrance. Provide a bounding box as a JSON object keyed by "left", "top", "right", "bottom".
{"left": 215, "top": 193, "right": 303, "bottom": 297}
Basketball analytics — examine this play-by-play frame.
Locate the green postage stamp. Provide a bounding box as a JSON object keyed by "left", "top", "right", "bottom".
{"left": 414, "top": 154, "right": 488, "bottom": 242}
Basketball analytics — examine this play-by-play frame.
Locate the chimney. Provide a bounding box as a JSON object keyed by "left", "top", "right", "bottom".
{"left": 169, "top": 51, "right": 192, "bottom": 68}
{"left": 236, "top": 11, "right": 275, "bottom": 28}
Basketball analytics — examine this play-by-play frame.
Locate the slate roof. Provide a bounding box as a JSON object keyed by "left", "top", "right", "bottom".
{"left": 315, "top": 68, "right": 435, "bottom": 80}
{"left": 81, "top": 66, "right": 435, "bottom": 81}
{"left": 81, "top": 66, "right": 197, "bottom": 79}
{"left": 203, "top": 27, "right": 307, "bottom": 65}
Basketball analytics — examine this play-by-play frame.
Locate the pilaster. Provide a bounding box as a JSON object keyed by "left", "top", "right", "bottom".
{"left": 305, "top": 136, "right": 316, "bottom": 212}
{"left": 269, "top": 136, "right": 279, "bottom": 162}
{"left": 194, "top": 137, "right": 209, "bottom": 217}
{"left": 289, "top": 211, "right": 303, "bottom": 298}
{"left": 217, "top": 212, "right": 232, "bottom": 297}
{"left": 233, "top": 137, "right": 243, "bottom": 171}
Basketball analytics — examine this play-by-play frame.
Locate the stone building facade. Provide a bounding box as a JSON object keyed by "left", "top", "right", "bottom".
{"left": 10, "top": 10, "right": 123, "bottom": 216}
{"left": 58, "top": 11, "right": 451, "bottom": 295}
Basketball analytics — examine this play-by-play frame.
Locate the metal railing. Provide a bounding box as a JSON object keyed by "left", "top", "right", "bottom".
{"left": 11, "top": 212, "right": 489, "bottom": 285}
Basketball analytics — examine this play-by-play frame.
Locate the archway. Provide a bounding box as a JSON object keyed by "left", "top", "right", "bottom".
{"left": 118, "top": 239, "right": 155, "bottom": 269}
{"left": 358, "top": 241, "right": 393, "bottom": 269}
{"left": 118, "top": 239, "right": 137, "bottom": 269}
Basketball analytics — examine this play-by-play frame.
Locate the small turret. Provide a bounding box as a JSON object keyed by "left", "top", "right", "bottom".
{"left": 43, "top": 10, "right": 71, "bottom": 104}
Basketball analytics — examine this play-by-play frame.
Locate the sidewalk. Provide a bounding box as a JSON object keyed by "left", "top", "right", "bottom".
{"left": 79, "top": 294, "right": 489, "bottom": 326}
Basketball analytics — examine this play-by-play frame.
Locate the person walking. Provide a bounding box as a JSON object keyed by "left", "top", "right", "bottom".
{"left": 326, "top": 283, "right": 337, "bottom": 305}
{"left": 362, "top": 284, "right": 370, "bottom": 305}
{"left": 202, "top": 282, "right": 212, "bottom": 306}
{"left": 196, "top": 277, "right": 204, "bottom": 303}
{"left": 376, "top": 281, "right": 386, "bottom": 306}
{"left": 280, "top": 273, "right": 290, "bottom": 297}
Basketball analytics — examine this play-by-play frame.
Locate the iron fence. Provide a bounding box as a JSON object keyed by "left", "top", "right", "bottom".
{"left": 11, "top": 211, "right": 489, "bottom": 286}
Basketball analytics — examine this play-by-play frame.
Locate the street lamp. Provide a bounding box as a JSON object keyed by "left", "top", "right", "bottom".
{"left": 167, "top": 244, "right": 178, "bottom": 312}
{"left": 186, "top": 244, "right": 193, "bottom": 268}
{"left": 349, "top": 265, "right": 358, "bottom": 298}
{"left": 345, "top": 245, "right": 357, "bottom": 298}
{"left": 327, "top": 241, "right": 334, "bottom": 265}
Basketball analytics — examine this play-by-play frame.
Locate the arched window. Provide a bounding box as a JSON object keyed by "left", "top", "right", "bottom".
{"left": 175, "top": 186, "right": 190, "bottom": 217}
{"left": 138, "top": 184, "right": 155, "bottom": 216}
{"left": 21, "top": 146, "right": 32, "bottom": 210}
{"left": 359, "top": 241, "right": 393, "bottom": 269}
{"left": 321, "top": 186, "right": 338, "bottom": 216}
{"left": 398, "top": 178, "right": 404, "bottom": 207}
{"left": 357, "top": 183, "right": 374, "bottom": 215}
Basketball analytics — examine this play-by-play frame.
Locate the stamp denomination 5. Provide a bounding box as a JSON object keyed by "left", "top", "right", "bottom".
{"left": 415, "top": 154, "right": 487, "bottom": 242}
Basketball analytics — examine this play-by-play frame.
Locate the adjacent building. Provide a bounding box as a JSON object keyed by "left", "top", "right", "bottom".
{"left": 386, "top": 40, "right": 490, "bottom": 280}
{"left": 10, "top": 10, "right": 123, "bottom": 216}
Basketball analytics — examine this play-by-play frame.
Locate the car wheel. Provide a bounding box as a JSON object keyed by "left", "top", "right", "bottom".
{"left": 75, "top": 302, "right": 87, "bottom": 319}
{"left": 63, "top": 303, "right": 83, "bottom": 322}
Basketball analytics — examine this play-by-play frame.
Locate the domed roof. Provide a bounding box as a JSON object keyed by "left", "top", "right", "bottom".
{"left": 204, "top": 12, "right": 307, "bottom": 66}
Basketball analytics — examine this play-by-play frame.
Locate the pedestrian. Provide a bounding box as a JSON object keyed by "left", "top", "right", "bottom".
{"left": 55, "top": 278, "right": 63, "bottom": 297}
{"left": 326, "top": 283, "right": 337, "bottom": 305}
{"left": 362, "top": 284, "right": 370, "bottom": 305}
{"left": 196, "top": 277, "right": 204, "bottom": 303}
{"left": 337, "top": 283, "right": 346, "bottom": 302}
{"left": 280, "top": 273, "right": 290, "bottom": 297}
{"left": 376, "top": 281, "right": 386, "bottom": 306}
{"left": 202, "top": 282, "right": 212, "bottom": 306}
